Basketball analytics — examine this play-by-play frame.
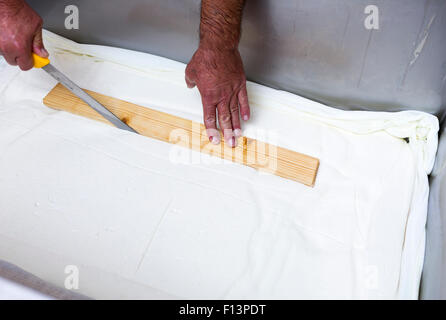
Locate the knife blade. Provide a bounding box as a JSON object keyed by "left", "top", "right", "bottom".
{"left": 33, "top": 54, "right": 137, "bottom": 133}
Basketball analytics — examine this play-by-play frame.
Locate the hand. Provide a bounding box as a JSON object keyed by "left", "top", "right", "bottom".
{"left": 185, "top": 46, "right": 250, "bottom": 147}
{"left": 0, "top": 0, "right": 48, "bottom": 70}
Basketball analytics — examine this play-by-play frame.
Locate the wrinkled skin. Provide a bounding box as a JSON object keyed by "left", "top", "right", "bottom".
{"left": 186, "top": 47, "right": 250, "bottom": 148}
{"left": 0, "top": 0, "right": 48, "bottom": 70}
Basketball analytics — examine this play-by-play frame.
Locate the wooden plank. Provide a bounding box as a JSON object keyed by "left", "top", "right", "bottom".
{"left": 43, "top": 84, "right": 319, "bottom": 186}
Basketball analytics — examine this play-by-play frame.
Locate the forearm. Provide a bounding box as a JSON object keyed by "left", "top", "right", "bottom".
{"left": 199, "top": 0, "right": 246, "bottom": 50}
{"left": 0, "top": 0, "right": 25, "bottom": 15}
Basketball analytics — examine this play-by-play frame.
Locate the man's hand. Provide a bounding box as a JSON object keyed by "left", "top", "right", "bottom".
{"left": 186, "top": 46, "right": 249, "bottom": 147}
{"left": 185, "top": 0, "right": 249, "bottom": 147}
{"left": 0, "top": 0, "right": 48, "bottom": 70}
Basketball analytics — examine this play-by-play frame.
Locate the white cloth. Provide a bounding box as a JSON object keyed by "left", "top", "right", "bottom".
{"left": 0, "top": 31, "right": 439, "bottom": 299}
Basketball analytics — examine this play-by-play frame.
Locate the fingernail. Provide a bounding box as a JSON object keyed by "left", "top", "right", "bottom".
{"left": 227, "top": 136, "right": 237, "bottom": 148}
{"left": 234, "top": 129, "right": 242, "bottom": 137}
{"left": 207, "top": 129, "right": 220, "bottom": 144}
{"left": 243, "top": 115, "right": 249, "bottom": 121}
{"left": 41, "top": 48, "right": 49, "bottom": 57}
{"left": 210, "top": 135, "right": 220, "bottom": 145}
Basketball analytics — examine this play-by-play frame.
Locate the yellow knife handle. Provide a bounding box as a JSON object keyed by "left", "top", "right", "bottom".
{"left": 32, "top": 53, "right": 50, "bottom": 68}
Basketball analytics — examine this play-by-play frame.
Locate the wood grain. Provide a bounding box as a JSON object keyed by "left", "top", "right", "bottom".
{"left": 43, "top": 84, "right": 319, "bottom": 186}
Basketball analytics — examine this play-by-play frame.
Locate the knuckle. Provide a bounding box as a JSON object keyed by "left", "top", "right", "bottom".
{"left": 229, "top": 103, "right": 239, "bottom": 113}
{"left": 204, "top": 117, "right": 216, "bottom": 127}
{"left": 219, "top": 113, "right": 231, "bottom": 124}
{"left": 239, "top": 98, "right": 248, "bottom": 107}
{"left": 239, "top": 91, "right": 248, "bottom": 103}
{"left": 204, "top": 110, "right": 216, "bottom": 123}
{"left": 19, "top": 63, "right": 32, "bottom": 71}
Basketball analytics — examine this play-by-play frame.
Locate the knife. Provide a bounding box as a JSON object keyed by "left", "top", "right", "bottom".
{"left": 32, "top": 53, "right": 137, "bottom": 133}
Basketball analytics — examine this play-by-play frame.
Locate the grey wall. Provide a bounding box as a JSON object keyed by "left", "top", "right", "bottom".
{"left": 422, "top": 125, "right": 446, "bottom": 299}
{"left": 29, "top": 0, "right": 446, "bottom": 120}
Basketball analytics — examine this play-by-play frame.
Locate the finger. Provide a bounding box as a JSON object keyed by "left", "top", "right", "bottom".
{"left": 229, "top": 94, "right": 242, "bottom": 137}
{"left": 2, "top": 51, "right": 18, "bottom": 66}
{"left": 238, "top": 84, "right": 250, "bottom": 121}
{"left": 203, "top": 103, "right": 220, "bottom": 144}
{"left": 185, "top": 74, "right": 196, "bottom": 88}
{"left": 14, "top": 29, "right": 34, "bottom": 71}
{"left": 32, "top": 28, "right": 49, "bottom": 58}
{"left": 217, "top": 101, "right": 236, "bottom": 148}
{"left": 16, "top": 52, "right": 34, "bottom": 71}
{"left": 16, "top": 38, "right": 34, "bottom": 71}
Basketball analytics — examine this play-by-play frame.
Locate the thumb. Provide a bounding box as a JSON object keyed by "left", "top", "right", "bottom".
{"left": 185, "top": 74, "right": 196, "bottom": 89}
{"left": 32, "top": 29, "right": 49, "bottom": 58}
{"left": 185, "top": 64, "right": 197, "bottom": 88}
